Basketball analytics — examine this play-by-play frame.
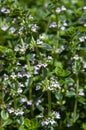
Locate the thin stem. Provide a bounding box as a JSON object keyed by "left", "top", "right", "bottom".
{"left": 73, "top": 73, "right": 79, "bottom": 123}
{"left": 29, "top": 88, "right": 34, "bottom": 117}
{"left": 45, "top": 17, "right": 51, "bottom": 34}
{"left": 48, "top": 90, "right": 51, "bottom": 115}
{"left": 0, "top": 86, "right": 5, "bottom": 128}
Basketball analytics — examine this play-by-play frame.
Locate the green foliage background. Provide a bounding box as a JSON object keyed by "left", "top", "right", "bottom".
{"left": 0, "top": 0, "right": 86, "bottom": 130}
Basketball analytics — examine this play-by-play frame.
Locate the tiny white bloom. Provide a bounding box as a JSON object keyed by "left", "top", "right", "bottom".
{"left": 29, "top": 15, "right": 33, "bottom": 20}
{"left": 9, "top": 27, "right": 16, "bottom": 34}
{"left": 83, "top": 6, "right": 86, "bottom": 10}
{"left": 73, "top": 55, "right": 79, "bottom": 60}
{"left": 56, "top": 7, "right": 61, "bottom": 13}
{"left": 84, "top": 23, "right": 86, "bottom": 27}
{"left": 61, "top": 6, "right": 66, "bottom": 11}
{"left": 37, "top": 39, "right": 43, "bottom": 44}
{"left": 83, "top": 62, "right": 86, "bottom": 68}
{"left": 36, "top": 99, "right": 42, "bottom": 106}
{"left": 63, "top": 22, "right": 68, "bottom": 26}
{"left": 36, "top": 85, "right": 41, "bottom": 90}
{"left": 8, "top": 108, "right": 14, "bottom": 113}
{"left": 31, "top": 24, "right": 38, "bottom": 32}
{"left": 79, "top": 89, "right": 85, "bottom": 96}
{"left": 27, "top": 100, "right": 32, "bottom": 105}
{"left": 1, "top": 26, "right": 8, "bottom": 31}
{"left": 49, "top": 22, "right": 57, "bottom": 28}
{"left": 17, "top": 88, "right": 23, "bottom": 93}
{"left": 61, "top": 26, "right": 65, "bottom": 30}
{"left": 1, "top": 7, "right": 10, "bottom": 14}
{"left": 37, "top": 113, "right": 43, "bottom": 118}
{"left": 11, "top": 72, "right": 16, "bottom": 79}
{"left": 20, "top": 98, "right": 27, "bottom": 103}
{"left": 79, "top": 37, "right": 85, "bottom": 42}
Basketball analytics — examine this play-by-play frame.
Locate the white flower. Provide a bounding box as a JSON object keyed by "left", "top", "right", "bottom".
{"left": 63, "top": 22, "right": 68, "bottom": 26}
{"left": 47, "top": 56, "right": 53, "bottom": 60}
{"left": 79, "top": 37, "right": 85, "bottom": 42}
{"left": 52, "top": 111, "right": 61, "bottom": 119}
{"left": 61, "top": 26, "right": 65, "bottom": 30}
{"left": 41, "top": 118, "right": 56, "bottom": 126}
{"left": 11, "top": 72, "right": 16, "bottom": 79}
{"left": 79, "top": 89, "right": 85, "bottom": 96}
{"left": 41, "top": 120, "right": 49, "bottom": 126}
{"left": 19, "top": 83, "right": 24, "bottom": 88}
{"left": 31, "top": 24, "right": 38, "bottom": 32}
{"left": 49, "top": 22, "right": 57, "bottom": 28}
{"left": 50, "top": 119, "right": 56, "bottom": 125}
{"left": 28, "top": 15, "right": 33, "bottom": 20}
{"left": 61, "top": 6, "right": 66, "bottom": 11}
{"left": 37, "top": 63, "right": 47, "bottom": 68}
{"left": 36, "top": 99, "right": 42, "bottom": 106}
{"left": 17, "top": 88, "right": 23, "bottom": 93}
{"left": 4, "top": 74, "right": 8, "bottom": 80}
{"left": 20, "top": 98, "right": 27, "bottom": 103}
{"left": 8, "top": 108, "right": 14, "bottom": 113}
{"left": 37, "top": 39, "right": 43, "bottom": 44}
{"left": 73, "top": 55, "right": 79, "bottom": 60}
{"left": 56, "top": 7, "right": 61, "bottom": 13}
{"left": 36, "top": 85, "right": 41, "bottom": 90}
{"left": 1, "top": 25, "right": 8, "bottom": 31}
{"left": 39, "top": 34, "right": 46, "bottom": 40}
{"left": 14, "top": 109, "right": 24, "bottom": 116}
{"left": 14, "top": 46, "right": 19, "bottom": 52}
{"left": 1, "top": 7, "right": 10, "bottom": 14}
{"left": 27, "top": 100, "right": 32, "bottom": 105}
{"left": 83, "top": 6, "right": 86, "bottom": 10}
{"left": 84, "top": 23, "right": 86, "bottom": 27}
{"left": 37, "top": 113, "right": 43, "bottom": 118}
{"left": 9, "top": 27, "right": 16, "bottom": 34}
{"left": 48, "top": 79, "right": 60, "bottom": 91}
{"left": 83, "top": 62, "right": 86, "bottom": 68}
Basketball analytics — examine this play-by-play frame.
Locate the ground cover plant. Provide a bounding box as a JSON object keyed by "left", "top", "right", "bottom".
{"left": 0, "top": 0, "right": 86, "bottom": 130}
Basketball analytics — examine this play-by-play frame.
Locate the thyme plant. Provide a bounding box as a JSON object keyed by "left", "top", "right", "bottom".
{"left": 0, "top": 0, "right": 86, "bottom": 130}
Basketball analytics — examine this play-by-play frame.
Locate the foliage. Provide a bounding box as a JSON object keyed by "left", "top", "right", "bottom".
{"left": 0, "top": 0, "right": 86, "bottom": 129}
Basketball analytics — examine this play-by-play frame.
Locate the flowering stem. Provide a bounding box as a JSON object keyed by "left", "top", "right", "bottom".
{"left": 45, "top": 17, "right": 51, "bottom": 34}
{"left": 73, "top": 73, "right": 79, "bottom": 123}
{"left": 29, "top": 88, "right": 34, "bottom": 117}
{"left": 1, "top": 86, "right": 4, "bottom": 128}
{"left": 48, "top": 90, "right": 51, "bottom": 115}
{"left": 26, "top": 57, "right": 34, "bottom": 117}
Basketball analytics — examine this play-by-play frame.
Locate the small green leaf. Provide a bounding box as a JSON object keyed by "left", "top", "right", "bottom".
{"left": 36, "top": 105, "right": 44, "bottom": 112}
{"left": 39, "top": 43, "right": 52, "bottom": 51}
{"left": 1, "top": 110, "right": 9, "bottom": 120}
{"left": 66, "top": 91, "right": 75, "bottom": 98}
{"left": 2, "top": 119, "right": 12, "bottom": 127}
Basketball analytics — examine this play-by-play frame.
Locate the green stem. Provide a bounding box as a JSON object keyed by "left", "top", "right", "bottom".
{"left": 48, "top": 90, "right": 51, "bottom": 115}
{"left": 45, "top": 17, "right": 51, "bottom": 34}
{"left": 1, "top": 86, "right": 5, "bottom": 128}
{"left": 73, "top": 73, "right": 79, "bottom": 123}
{"left": 26, "top": 57, "right": 34, "bottom": 117}
{"left": 29, "top": 88, "right": 34, "bottom": 117}
{"left": 14, "top": 96, "right": 17, "bottom": 109}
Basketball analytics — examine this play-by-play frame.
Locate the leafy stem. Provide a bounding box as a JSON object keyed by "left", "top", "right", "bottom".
{"left": 48, "top": 90, "right": 51, "bottom": 115}
{"left": 73, "top": 73, "right": 79, "bottom": 123}
{"left": 29, "top": 88, "right": 34, "bottom": 118}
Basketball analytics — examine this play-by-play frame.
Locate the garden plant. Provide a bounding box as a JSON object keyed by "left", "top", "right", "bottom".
{"left": 0, "top": 0, "right": 86, "bottom": 130}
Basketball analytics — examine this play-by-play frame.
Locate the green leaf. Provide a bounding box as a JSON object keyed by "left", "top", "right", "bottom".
{"left": 66, "top": 91, "right": 75, "bottom": 98}
{"left": 2, "top": 119, "right": 12, "bottom": 127}
{"left": 1, "top": 110, "right": 9, "bottom": 120}
{"left": 78, "top": 97, "right": 86, "bottom": 104}
{"left": 36, "top": 105, "right": 44, "bottom": 112}
{"left": 82, "top": 123, "right": 86, "bottom": 130}
{"left": 39, "top": 43, "right": 52, "bottom": 51}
